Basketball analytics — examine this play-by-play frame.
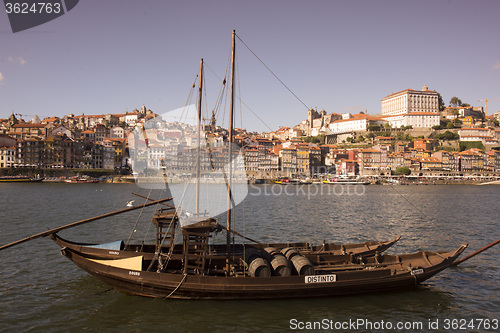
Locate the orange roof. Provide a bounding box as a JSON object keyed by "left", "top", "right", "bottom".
{"left": 11, "top": 123, "right": 46, "bottom": 128}
{"left": 332, "top": 113, "right": 380, "bottom": 123}
{"left": 42, "top": 117, "right": 60, "bottom": 122}
{"left": 460, "top": 127, "right": 490, "bottom": 131}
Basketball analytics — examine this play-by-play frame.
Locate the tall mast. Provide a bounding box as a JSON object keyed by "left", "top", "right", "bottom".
{"left": 226, "top": 30, "right": 235, "bottom": 273}
{"left": 196, "top": 58, "right": 203, "bottom": 215}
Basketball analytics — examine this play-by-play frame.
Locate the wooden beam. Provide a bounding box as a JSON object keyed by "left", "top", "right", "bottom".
{"left": 0, "top": 197, "right": 173, "bottom": 252}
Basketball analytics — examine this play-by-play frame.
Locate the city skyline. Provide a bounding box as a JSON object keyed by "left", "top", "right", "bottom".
{"left": 1, "top": 0, "right": 500, "bottom": 132}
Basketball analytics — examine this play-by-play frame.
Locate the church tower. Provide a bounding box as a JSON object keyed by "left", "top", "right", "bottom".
{"left": 8, "top": 113, "right": 18, "bottom": 127}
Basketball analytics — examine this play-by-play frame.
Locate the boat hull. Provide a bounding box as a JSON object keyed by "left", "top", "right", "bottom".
{"left": 59, "top": 244, "right": 466, "bottom": 300}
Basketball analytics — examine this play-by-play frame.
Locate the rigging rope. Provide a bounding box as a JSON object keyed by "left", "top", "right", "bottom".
{"left": 126, "top": 189, "right": 153, "bottom": 247}
{"left": 205, "top": 54, "right": 274, "bottom": 132}
{"left": 204, "top": 61, "right": 228, "bottom": 125}
{"left": 164, "top": 273, "right": 188, "bottom": 299}
{"left": 235, "top": 33, "right": 310, "bottom": 110}
{"left": 387, "top": 183, "right": 434, "bottom": 222}
{"left": 178, "top": 72, "right": 199, "bottom": 124}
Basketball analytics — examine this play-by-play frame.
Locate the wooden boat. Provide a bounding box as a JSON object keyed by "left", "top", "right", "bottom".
{"left": 64, "top": 176, "right": 100, "bottom": 183}
{"left": 324, "top": 177, "right": 370, "bottom": 185}
{"left": 50, "top": 229, "right": 401, "bottom": 261}
{"left": 48, "top": 30, "right": 468, "bottom": 300}
{"left": 50, "top": 206, "right": 401, "bottom": 262}
{"left": 0, "top": 176, "right": 44, "bottom": 182}
{"left": 274, "top": 177, "right": 301, "bottom": 185}
{"left": 56, "top": 237, "right": 467, "bottom": 299}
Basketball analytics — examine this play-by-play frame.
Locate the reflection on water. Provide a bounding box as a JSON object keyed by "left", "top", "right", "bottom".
{"left": 0, "top": 183, "right": 498, "bottom": 332}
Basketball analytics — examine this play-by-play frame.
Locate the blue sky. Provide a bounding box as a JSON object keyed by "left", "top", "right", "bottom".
{"left": 1, "top": 0, "right": 499, "bottom": 132}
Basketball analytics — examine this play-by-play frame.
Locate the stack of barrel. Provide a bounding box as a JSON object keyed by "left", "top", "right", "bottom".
{"left": 244, "top": 247, "right": 314, "bottom": 277}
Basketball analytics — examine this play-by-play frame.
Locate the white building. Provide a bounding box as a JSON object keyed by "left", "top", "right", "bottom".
{"left": 380, "top": 85, "right": 440, "bottom": 128}
{"left": 0, "top": 146, "right": 16, "bottom": 168}
{"left": 328, "top": 113, "right": 385, "bottom": 134}
{"left": 147, "top": 143, "right": 167, "bottom": 169}
{"left": 458, "top": 127, "right": 499, "bottom": 144}
{"left": 382, "top": 112, "right": 440, "bottom": 128}
{"left": 381, "top": 85, "right": 439, "bottom": 116}
{"left": 124, "top": 112, "right": 140, "bottom": 126}
{"left": 52, "top": 126, "right": 73, "bottom": 138}
{"left": 110, "top": 126, "right": 124, "bottom": 139}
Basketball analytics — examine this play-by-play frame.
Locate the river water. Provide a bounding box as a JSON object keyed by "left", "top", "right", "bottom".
{"left": 0, "top": 183, "right": 498, "bottom": 332}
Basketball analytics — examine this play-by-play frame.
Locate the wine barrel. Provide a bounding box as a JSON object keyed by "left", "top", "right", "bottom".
{"left": 248, "top": 257, "right": 271, "bottom": 277}
{"left": 244, "top": 248, "right": 261, "bottom": 263}
{"left": 290, "top": 255, "right": 315, "bottom": 276}
{"left": 263, "top": 247, "right": 291, "bottom": 277}
{"left": 280, "top": 247, "right": 300, "bottom": 261}
{"left": 262, "top": 247, "right": 279, "bottom": 262}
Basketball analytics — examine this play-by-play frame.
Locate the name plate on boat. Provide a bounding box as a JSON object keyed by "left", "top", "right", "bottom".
{"left": 305, "top": 274, "right": 336, "bottom": 284}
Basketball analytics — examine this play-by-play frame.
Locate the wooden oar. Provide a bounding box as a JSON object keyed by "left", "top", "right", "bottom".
{"left": 451, "top": 238, "right": 500, "bottom": 266}
{"left": 0, "top": 197, "right": 173, "bottom": 252}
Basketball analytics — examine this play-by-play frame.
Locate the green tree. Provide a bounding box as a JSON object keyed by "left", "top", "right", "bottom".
{"left": 303, "top": 134, "right": 325, "bottom": 144}
{"left": 453, "top": 118, "right": 462, "bottom": 127}
{"left": 436, "top": 92, "right": 446, "bottom": 111}
{"left": 440, "top": 119, "right": 451, "bottom": 127}
{"left": 449, "top": 96, "right": 462, "bottom": 107}
{"left": 404, "top": 134, "right": 413, "bottom": 141}
{"left": 436, "top": 130, "right": 459, "bottom": 141}
{"left": 459, "top": 141, "right": 485, "bottom": 151}
{"left": 395, "top": 167, "right": 411, "bottom": 175}
{"left": 367, "top": 124, "right": 381, "bottom": 131}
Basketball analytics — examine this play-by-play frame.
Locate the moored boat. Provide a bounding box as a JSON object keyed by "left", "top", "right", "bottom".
{"left": 0, "top": 176, "right": 44, "bottom": 182}
{"left": 56, "top": 238, "right": 467, "bottom": 300}
{"left": 50, "top": 229, "right": 401, "bottom": 262}
{"left": 64, "top": 176, "right": 100, "bottom": 183}
{"left": 324, "top": 177, "right": 370, "bottom": 185}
